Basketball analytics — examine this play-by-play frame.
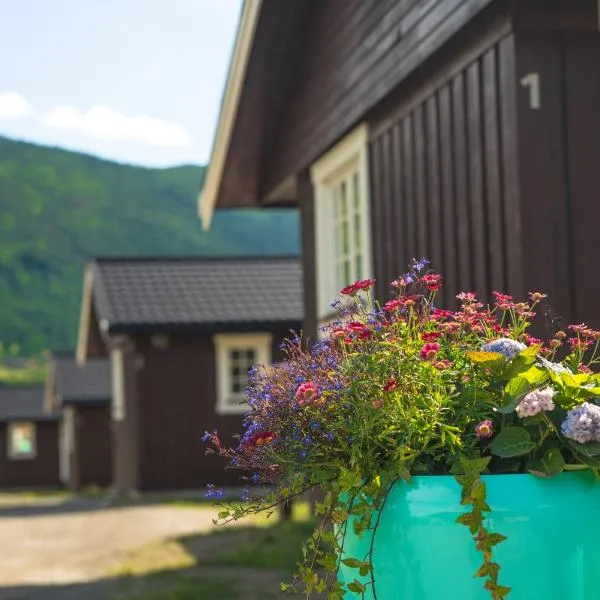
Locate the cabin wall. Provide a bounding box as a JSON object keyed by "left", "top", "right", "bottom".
{"left": 367, "top": 12, "right": 520, "bottom": 307}
{"left": 263, "top": 0, "right": 496, "bottom": 196}
{"left": 0, "top": 421, "right": 60, "bottom": 488}
{"left": 69, "top": 404, "right": 112, "bottom": 491}
{"left": 129, "top": 331, "right": 290, "bottom": 491}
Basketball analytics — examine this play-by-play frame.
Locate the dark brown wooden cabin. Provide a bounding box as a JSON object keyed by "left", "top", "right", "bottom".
{"left": 76, "top": 256, "right": 303, "bottom": 493}
{"left": 199, "top": 0, "right": 600, "bottom": 339}
{"left": 0, "top": 387, "right": 60, "bottom": 489}
{"left": 45, "top": 351, "right": 112, "bottom": 491}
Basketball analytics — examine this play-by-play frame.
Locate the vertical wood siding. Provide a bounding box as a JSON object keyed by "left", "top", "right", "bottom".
{"left": 70, "top": 404, "right": 112, "bottom": 491}
{"left": 369, "top": 34, "right": 521, "bottom": 304}
{"left": 0, "top": 421, "right": 60, "bottom": 488}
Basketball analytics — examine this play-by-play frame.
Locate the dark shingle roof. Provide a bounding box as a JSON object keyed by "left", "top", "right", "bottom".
{"left": 52, "top": 352, "right": 110, "bottom": 404}
{"left": 91, "top": 256, "right": 303, "bottom": 333}
{"left": 0, "top": 387, "right": 59, "bottom": 422}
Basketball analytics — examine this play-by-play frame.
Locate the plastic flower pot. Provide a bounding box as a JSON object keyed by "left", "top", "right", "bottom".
{"left": 338, "top": 471, "right": 600, "bottom": 599}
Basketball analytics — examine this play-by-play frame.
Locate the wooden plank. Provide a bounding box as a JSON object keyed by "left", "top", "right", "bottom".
{"left": 402, "top": 115, "right": 417, "bottom": 262}
{"left": 369, "top": 136, "right": 386, "bottom": 292}
{"left": 438, "top": 84, "right": 458, "bottom": 300}
{"left": 392, "top": 122, "right": 408, "bottom": 273}
{"left": 498, "top": 35, "right": 524, "bottom": 299}
{"left": 482, "top": 45, "right": 506, "bottom": 294}
{"left": 414, "top": 103, "right": 429, "bottom": 259}
{"left": 514, "top": 34, "right": 570, "bottom": 324}
{"left": 564, "top": 34, "right": 600, "bottom": 326}
{"left": 466, "top": 58, "right": 489, "bottom": 298}
{"left": 452, "top": 71, "right": 472, "bottom": 293}
{"left": 382, "top": 130, "right": 396, "bottom": 286}
{"left": 425, "top": 95, "right": 444, "bottom": 283}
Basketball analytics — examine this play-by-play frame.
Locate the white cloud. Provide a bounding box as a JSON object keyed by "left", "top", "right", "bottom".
{"left": 41, "top": 104, "right": 191, "bottom": 148}
{"left": 0, "top": 91, "right": 35, "bottom": 120}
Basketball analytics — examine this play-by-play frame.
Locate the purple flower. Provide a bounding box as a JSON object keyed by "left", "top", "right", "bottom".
{"left": 481, "top": 338, "right": 526, "bottom": 360}
{"left": 516, "top": 388, "right": 556, "bottom": 418}
{"left": 201, "top": 430, "right": 215, "bottom": 443}
{"left": 205, "top": 484, "right": 225, "bottom": 499}
{"left": 475, "top": 419, "right": 494, "bottom": 439}
{"left": 240, "top": 486, "right": 251, "bottom": 502}
{"left": 561, "top": 402, "right": 600, "bottom": 443}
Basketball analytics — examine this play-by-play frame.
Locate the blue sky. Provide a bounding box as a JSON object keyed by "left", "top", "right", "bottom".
{"left": 0, "top": 0, "right": 242, "bottom": 167}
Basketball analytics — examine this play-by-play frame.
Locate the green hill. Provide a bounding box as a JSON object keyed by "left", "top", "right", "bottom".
{"left": 0, "top": 136, "right": 299, "bottom": 354}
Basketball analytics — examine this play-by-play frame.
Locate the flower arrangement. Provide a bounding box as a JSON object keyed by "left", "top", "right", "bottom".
{"left": 204, "top": 258, "right": 600, "bottom": 599}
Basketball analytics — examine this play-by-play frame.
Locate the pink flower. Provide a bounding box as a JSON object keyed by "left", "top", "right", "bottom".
{"left": 422, "top": 273, "right": 442, "bottom": 292}
{"left": 420, "top": 343, "right": 440, "bottom": 361}
{"left": 383, "top": 379, "right": 397, "bottom": 393}
{"left": 456, "top": 292, "right": 477, "bottom": 303}
{"left": 433, "top": 359, "right": 452, "bottom": 370}
{"left": 295, "top": 382, "right": 319, "bottom": 406}
{"left": 355, "top": 278, "right": 376, "bottom": 291}
{"left": 475, "top": 420, "right": 494, "bottom": 439}
{"left": 422, "top": 331, "right": 442, "bottom": 342}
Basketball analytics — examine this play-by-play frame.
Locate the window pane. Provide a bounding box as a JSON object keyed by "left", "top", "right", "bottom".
{"left": 342, "top": 220, "right": 349, "bottom": 255}
{"left": 343, "top": 259, "right": 351, "bottom": 286}
{"left": 354, "top": 212, "right": 362, "bottom": 250}
{"left": 230, "top": 349, "right": 240, "bottom": 361}
{"left": 245, "top": 349, "right": 256, "bottom": 362}
{"left": 232, "top": 380, "right": 242, "bottom": 394}
{"left": 356, "top": 254, "right": 363, "bottom": 280}
{"left": 340, "top": 182, "right": 348, "bottom": 217}
{"left": 353, "top": 172, "right": 360, "bottom": 209}
{"left": 232, "top": 366, "right": 241, "bottom": 377}
{"left": 10, "top": 424, "right": 34, "bottom": 456}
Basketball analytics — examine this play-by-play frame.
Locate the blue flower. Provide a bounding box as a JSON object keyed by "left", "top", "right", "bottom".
{"left": 561, "top": 402, "right": 600, "bottom": 443}
{"left": 481, "top": 338, "right": 526, "bottom": 360}
{"left": 326, "top": 432, "right": 335, "bottom": 442}
{"left": 251, "top": 472, "right": 261, "bottom": 484}
{"left": 413, "top": 257, "right": 431, "bottom": 272}
{"left": 298, "top": 450, "right": 308, "bottom": 461}
{"left": 309, "top": 420, "right": 321, "bottom": 430}
{"left": 201, "top": 430, "right": 215, "bottom": 443}
{"left": 205, "top": 484, "right": 225, "bottom": 499}
{"left": 240, "top": 486, "right": 251, "bottom": 502}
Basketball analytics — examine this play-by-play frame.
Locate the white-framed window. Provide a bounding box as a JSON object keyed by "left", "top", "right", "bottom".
{"left": 7, "top": 421, "right": 37, "bottom": 460}
{"left": 214, "top": 333, "right": 272, "bottom": 415}
{"left": 311, "top": 124, "right": 373, "bottom": 321}
{"left": 110, "top": 347, "right": 126, "bottom": 421}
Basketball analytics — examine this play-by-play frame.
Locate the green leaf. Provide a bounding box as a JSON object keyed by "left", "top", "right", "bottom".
{"left": 460, "top": 455, "right": 491, "bottom": 475}
{"left": 490, "top": 427, "right": 536, "bottom": 458}
{"left": 341, "top": 558, "right": 362, "bottom": 569}
{"left": 504, "top": 376, "right": 529, "bottom": 400}
{"left": 486, "top": 533, "right": 508, "bottom": 547}
{"left": 528, "top": 447, "right": 565, "bottom": 477}
{"left": 568, "top": 440, "right": 600, "bottom": 457}
{"left": 467, "top": 351, "right": 505, "bottom": 367}
{"left": 347, "top": 581, "right": 367, "bottom": 594}
{"left": 520, "top": 365, "right": 548, "bottom": 387}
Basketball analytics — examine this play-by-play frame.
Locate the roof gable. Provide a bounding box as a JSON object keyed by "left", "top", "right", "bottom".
{"left": 78, "top": 256, "right": 303, "bottom": 359}
{"left": 51, "top": 352, "right": 110, "bottom": 405}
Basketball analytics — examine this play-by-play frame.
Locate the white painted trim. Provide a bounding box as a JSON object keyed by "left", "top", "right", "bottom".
{"left": 76, "top": 264, "right": 94, "bottom": 365}
{"left": 198, "top": 0, "right": 262, "bottom": 230}
{"left": 7, "top": 421, "right": 37, "bottom": 460}
{"left": 59, "top": 408, "right": 74, "bottom": 484}
{"left": 311, "top": 124, "right": 373, "bottom": 319}
{"left": 110, "top": 347, "right": 126, "bottom": 421}
{"left": 213, "top": 332, "right": 272, "bottom": 415}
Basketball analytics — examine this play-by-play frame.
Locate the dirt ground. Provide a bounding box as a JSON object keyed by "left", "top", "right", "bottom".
{"left": 0, "top": 495, "right": 220, "bottom": 599}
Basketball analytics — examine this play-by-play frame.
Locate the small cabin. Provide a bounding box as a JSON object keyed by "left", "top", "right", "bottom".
{"left": 76, "top": 256, "right": 303, "bottom": 492}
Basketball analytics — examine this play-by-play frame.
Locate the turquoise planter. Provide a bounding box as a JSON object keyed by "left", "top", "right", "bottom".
{"left": 338, "top": 472, "right": 600, "bottom": 599}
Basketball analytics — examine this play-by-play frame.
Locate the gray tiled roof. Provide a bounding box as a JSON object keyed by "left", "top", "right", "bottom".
{"left": 91, "top": 256, "right": 303, "bottom": 333}
{"left": 52, "top": 352, "right": 110, "bottom": 404}
{"left": 0, "top": 387, "right": 59, "bottom": 422}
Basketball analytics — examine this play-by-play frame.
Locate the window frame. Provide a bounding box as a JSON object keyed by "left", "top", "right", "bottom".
{"left": 311, "top": 124, "right": 373, "bottom": 322}
{"left": 7, "top": 421, "right": 37, "bottom": 460}
{"left": 213, "top": 332, "right": 273, "bottom": 415}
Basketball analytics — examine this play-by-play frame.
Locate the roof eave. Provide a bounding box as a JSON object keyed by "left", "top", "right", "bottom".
{"left": 198, "top": 0, "right": 263, "bottom": 231}
{"left": 107, "top": 319, "right": 303, "bottom": 335}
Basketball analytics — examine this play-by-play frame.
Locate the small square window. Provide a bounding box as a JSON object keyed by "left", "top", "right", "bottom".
{"left": 7, "top": 422, "right": 36, "bottom": 460}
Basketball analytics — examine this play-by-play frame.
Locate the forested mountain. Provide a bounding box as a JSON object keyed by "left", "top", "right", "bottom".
{"left": 0, "top": 136, "right": 299, "bottom": 354}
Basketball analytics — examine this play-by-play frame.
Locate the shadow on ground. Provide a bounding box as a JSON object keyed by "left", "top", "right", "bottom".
{"left": 0, "top": 506, "right": 313, "bottom": 600}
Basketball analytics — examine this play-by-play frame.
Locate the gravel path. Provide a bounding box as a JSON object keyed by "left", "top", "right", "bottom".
{"left": 0, "top": 497, "right": 219, "bottom": 598}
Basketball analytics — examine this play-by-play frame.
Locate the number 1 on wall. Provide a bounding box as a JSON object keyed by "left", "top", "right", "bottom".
{"left": 520, "top": 73, "right": 541, "bottom": 110}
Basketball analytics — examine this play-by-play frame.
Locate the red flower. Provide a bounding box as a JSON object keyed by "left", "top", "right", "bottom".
{"left": 422, "top": 273, "right": 442, "bottom": 292}
{"left": 384, "top": 299, "right": 402, "bottom": 312}
{"left": 246, "top": 431, "right": 276, "bottom": 449}
{"left": 422, "top": 331, "right": 442, "bottom": 342}
{"left": 355, "top": 278, "right": 376, "bottom": 291}
{"left": 340, "top": 283, "right": 358, "bottom": 296}
{"left": 578, "top": 363, "right": 593, "bottom": 374}
{"left": 347, "top": 321, "right": 366, "bottom": 333}
{"left": 295, "top": 382, "right": 319, "bottom": 406}
{"left": 420, "top": 342, "right": 440, "bottom": 361}
{"left": 383, "top": 378, "right": 397, "bottom": 393}
{"left": 433, "top": 359, "right": 452, "bottom": 370}
{"left": 431, "top": 308, "right": 454, "bottom": 321}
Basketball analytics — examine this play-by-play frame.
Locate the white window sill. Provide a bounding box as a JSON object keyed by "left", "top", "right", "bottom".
{"left": 215, "top": 401, "right": 249, "bottom": 416}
